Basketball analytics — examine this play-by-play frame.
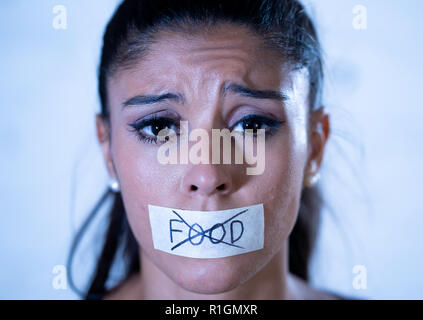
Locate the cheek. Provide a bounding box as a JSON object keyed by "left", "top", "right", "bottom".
{"left": 249, "top": 131, "right": 308, "bottom": 251}
{"left": 111, "top": 133, "right": 182, "bottom": 250}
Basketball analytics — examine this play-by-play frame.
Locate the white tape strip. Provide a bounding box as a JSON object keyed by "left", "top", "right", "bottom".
{"left": 148, "top": 203, "right": 264, "bottom": 259}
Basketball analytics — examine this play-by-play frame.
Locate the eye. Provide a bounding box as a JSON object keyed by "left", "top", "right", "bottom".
{"left": 231, "top": 114, "right": 283, "bottom": 135}
{"left": 129, "top": 116, "right": 180, "bottom": 144}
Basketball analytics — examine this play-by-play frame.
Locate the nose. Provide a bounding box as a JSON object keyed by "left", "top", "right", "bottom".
{"left": 181, "top": 164, "right": 233, "bottom": 197}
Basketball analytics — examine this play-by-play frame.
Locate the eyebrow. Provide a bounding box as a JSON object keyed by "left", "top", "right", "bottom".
{"left": 122, "top": 83, "right": 287, "bottom": 108}
{"left": 122, "top": 92, "right": 182, "bottom": 108}
{"left": 222, "top": 82, "right": 288, "bottom": 102}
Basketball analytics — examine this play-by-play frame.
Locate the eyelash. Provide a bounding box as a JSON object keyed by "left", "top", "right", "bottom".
{"left": 128, "top": 116, "right": 180, "bottom": 144}
{"left": 230, "top": 114, "right": 284, "bottom": 136}
{"left": 128, "top": 114, "right": 284, "bottom": 144}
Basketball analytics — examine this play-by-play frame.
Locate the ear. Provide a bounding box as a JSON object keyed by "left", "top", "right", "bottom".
{"left": 96, "top": 114, "right": 118, "bottom": 180}
{"left": 304, "top": 106, "right": 330, "bottom": 182}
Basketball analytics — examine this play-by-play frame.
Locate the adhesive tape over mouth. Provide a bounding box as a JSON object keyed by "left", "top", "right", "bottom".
{"left": 148, "top": 203, "right": 264, "bottom": 259}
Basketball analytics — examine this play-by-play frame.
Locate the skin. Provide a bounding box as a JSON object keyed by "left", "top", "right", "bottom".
{"left": 96, "top": 24, "right": 331, "bottom": 299}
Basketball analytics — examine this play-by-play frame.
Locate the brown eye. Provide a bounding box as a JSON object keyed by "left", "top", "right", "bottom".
{"left": 129, "top": 117, "right": 180, "bottom": 143}
{"left": 232, "top": 115, "right": 283, "bottom": 134}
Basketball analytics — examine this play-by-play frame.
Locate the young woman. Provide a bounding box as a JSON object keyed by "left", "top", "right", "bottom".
{"left": 68, "top": 0, "right": 337, "bottom": 299}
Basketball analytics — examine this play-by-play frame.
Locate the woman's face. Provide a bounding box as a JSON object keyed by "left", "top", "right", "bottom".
{"left": 97, "top": 24, "right": 328, "bottom": 294}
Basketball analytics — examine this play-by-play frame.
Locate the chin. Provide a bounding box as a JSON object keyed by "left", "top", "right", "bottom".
{"left": 170, "top": 255, "right": 252, "bottom": 295}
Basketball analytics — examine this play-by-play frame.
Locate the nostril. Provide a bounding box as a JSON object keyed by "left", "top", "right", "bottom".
{"left": 190, "top": 185, "right": 198, "bottom": 191}
{"left": 216, "top": 184, "right": 225, "bottom": 190}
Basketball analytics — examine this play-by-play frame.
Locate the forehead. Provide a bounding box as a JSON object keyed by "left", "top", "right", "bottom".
{"left": 149, "top": 24, "right": 275, "bottom": 65}
{"left": 108, "top": 23, "right": 304, "bottom": 103}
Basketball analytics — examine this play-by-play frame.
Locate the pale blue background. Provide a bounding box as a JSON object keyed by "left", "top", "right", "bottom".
{"left": 0, "top": 0, "right": 422, "bottom": 299}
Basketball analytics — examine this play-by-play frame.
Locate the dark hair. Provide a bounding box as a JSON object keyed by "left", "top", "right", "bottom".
{"left": 68, "top": 0, "right": 324, "bottom": 299}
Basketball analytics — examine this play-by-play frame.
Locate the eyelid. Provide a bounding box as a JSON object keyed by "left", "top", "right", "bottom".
{"left": 130, "top": 109, "right": 180, "bottom": 123}
{"left": 229, "top": 114, "right": 283, "bottom": 130}
{"left": 128, "top": 116, "right": 179, "bottom": 131}
{"left": 226, "top": 104, "right": 281, "bottom": 126}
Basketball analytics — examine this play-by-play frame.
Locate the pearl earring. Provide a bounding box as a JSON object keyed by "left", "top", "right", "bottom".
{"left": 304, "top": 172, "right": 320, "bottom": 188}
{"left": 109, "top": 178, "right": 120, "bottom": 192}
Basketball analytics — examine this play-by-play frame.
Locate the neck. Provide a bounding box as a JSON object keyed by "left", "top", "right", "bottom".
{"left": 134, "top": 244, "right": 295, "bottom": 300}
